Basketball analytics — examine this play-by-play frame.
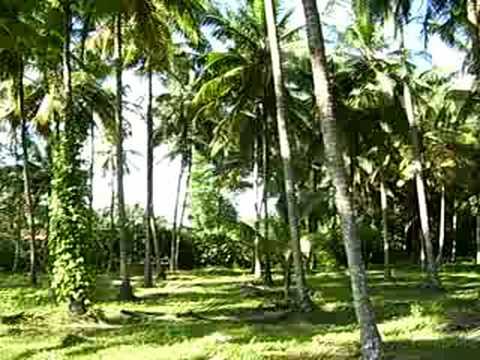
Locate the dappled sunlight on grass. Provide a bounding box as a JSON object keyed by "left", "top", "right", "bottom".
{"left": 2, "top": 267, "right": 480, "bottom": 359}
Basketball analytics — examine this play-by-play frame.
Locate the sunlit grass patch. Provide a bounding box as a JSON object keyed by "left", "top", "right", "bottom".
{"left": 2, "top": 267, "right": 480, "bottom": 359}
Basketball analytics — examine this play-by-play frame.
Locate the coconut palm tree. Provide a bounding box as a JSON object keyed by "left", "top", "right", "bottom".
{"left": 195, "top": 0, "right": 304, "bottom": 284}
{"left": 263, "top": 0, "right": 313, "bottom": 312}
{"left": 101, "top": 0, "right": 207, "bottom": 298}
{"left": 0, "top": 2, "right": 40, "bottom": 286}
{"left": 299, "top": 0, "right": 382, "bottom": 357}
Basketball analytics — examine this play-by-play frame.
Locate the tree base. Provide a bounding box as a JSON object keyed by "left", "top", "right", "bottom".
{"left": 263, "top": 276, "right": 274, "bottom": 287}
{"left": 118, "top": 280, "right": 135, "bottom": 301}
{"left": 156, "top": 267, "right": 167, "bottom": 281}
{"left": 286, "top": 288, "right": 316, "bottom": 313}
{"left": 68, "top": 299, "right": 87, "bottom": 316}
{"left": 420, "top": 279, "right": 444, "bottom": 292}
{"left": 143, "top": 278, "right": 154, "bottom": 288}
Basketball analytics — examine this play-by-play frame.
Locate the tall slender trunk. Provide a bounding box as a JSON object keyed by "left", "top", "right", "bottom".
{"left": 115, "top": 12, "right": 133, "bottom": 300}
{"left": 253, "top": 131, "right": 262, "bottom": 278}
{"left": 403, "top": 83, "right": 440, "bottom": 288}
{"left": 420, "top": 223, "right": 426, "bottom": 270}
{"left": 89, "top": 122, "right": 95, "bottom": 213}
{"left": 176, "top": 159, "right": 192, "bottom": 269}
{"left": 144, "top": 68, "right": 154, "bottom": 288}
{"left": 12, "top": 208, "right": 22, "bottom": 272}
{"left": 380, "top": 179, "right": 391, "bottom": 280}
{"left": 107, "top": 166, "right": 116, "bottom": 273}
{"left": 300, "top": 0, "right": 382, "bottom": 357}
{"left": 178, "top": 161, "right": 192, "bottom": 231}
{"left": 467, "top": 0, "right": 480, "bottom": 74}
{"left": 18, "top": 56, "right": 37, "bottom": 286}
{"left": 436, "top": 185, "right": 446, "bottom": 265}
{"left": 476, "top": 214, "right": 480, "bottom": 265}
{"left": 90, "top": 121, "right": 98, "bottom": 268}
{"left": 262, "top": 117, "right": 273, "bottom": 286}
{"left": 150, "top": 211, "right": 162, "bottom": 278}
{"left": 44, "top": 126, "right": 52, "bottom": 272}
{"left": 171, "top": 159, "right": 185, "bottom": 271}
{"left": 451, "top": 199, "right": 457, "bottom": 263}
{"left": 264, "top": 0, "right": 312, "bottom": 312}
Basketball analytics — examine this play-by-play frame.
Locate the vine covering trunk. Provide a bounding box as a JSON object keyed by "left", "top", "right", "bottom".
{"left": 49, "top": 0, "right": 92, "bottom": 314}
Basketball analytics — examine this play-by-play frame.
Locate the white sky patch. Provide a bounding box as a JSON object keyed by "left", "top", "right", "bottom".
{"left": 91, "top": 71, "right": 182, "bottom": 223}
{"left": 429, "top": 35, "right": 465, "bottom": 72}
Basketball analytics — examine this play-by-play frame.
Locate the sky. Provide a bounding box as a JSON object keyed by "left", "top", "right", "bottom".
{"left": 90, "top": 0, "right": 467, "bottom": 224}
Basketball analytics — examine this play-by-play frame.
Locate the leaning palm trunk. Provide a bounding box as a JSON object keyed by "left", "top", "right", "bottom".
{"left": 18, "top": 56, "right": 37, "bottom": 286}
{"left": 380, "top": 179, "right": 391, "bottom": 280}
{"left": 175, "top": 159, "right": 192, "bottom": 269}
{"left": 144, "top": 68, "right": 154, "bottom": 288}
{"left": 115, "top": 13, "right": 133, "bottom": 300}
{"left": 264, "top": 0, "right": 312, "bottom": 312}
{"left": 300, "top": 0, "right": 382, "bottom": 357}
{"left": 436, "top": 185, "right": 446, "bottom": 266}
{"left": 171, "top": 158, "right": 185, "bottom": 272}
{"left": 403, "top": 83, "right": 440, "bottom": 288}
{"left": 150, "top": 213, "right": 164, "bottom": 279}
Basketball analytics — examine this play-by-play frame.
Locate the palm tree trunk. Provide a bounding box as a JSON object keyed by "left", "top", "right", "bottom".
{"left": 107, "top": 166, "right": 116, "bottom": 273}
{"left": 151, "top": 213, "right": 164, "bottom": 279}
{"left": 58, "top": 0, "right": 90, "bottom": 314}
{"left": 115, "top": 12, "right": 133, "bottom": 300}
{"left": 262, "top": 120, "right": 273, "bottom": 286}
{"left": 436, "top": 185, "right": 446, "bottom": 265}
{"left": 45, "top": 126, "right": 52, "bottom": 272}
{"left": 467, "top": 0, "right": 480, "bottom": 73}
{"left": 178, "top": 163, "right": 191, "bottom": 230}
{"left": 476, "top": 214, "right": 480, "bottom": 265}
{"left": 403, "top": 83, "right": 440, "bottom": 288}
{"left": 300, "top": 0, "right": 382, "bottom": 357}
{"left": 89, "top": 122, "right": 94, "bottom": 214}
{"left": 451, "top": 199, "right": 457, "bottom": 263}
{"left": 144, "top": 68, "right": 154, "bottom": 288}
{"left": 12, "top": 209, "right": 22, "bottom": 273}
{"left": 176, "top": 159, "right": 192, "bottom": 270}
{"left": 380, "top": 179, "right": 391, "bottom": 280}
{"left": 18, "top": 55, "right": 37, "bottom": 286}
{"left": 253, "top": 132, "right": 262, "bottom": 278}
{"left": 264, "top": 0, "right": 312, "bottom": 312}
{"left": 171, "top": 158, "right": 185, "bottom": 272}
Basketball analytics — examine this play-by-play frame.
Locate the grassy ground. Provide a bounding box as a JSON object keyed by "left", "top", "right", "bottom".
{"left": 1, "top": 266, "right": 480, "bottom": 359}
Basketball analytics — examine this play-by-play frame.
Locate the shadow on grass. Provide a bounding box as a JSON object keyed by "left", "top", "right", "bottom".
{"left": 9, "top": 305, "right": 361, "bottom": 359}
{"left": 384, "top": 338, "right": 480, "bottom": 360}
{"left": 12, "top": 334, "right": 91, "bottom": 360}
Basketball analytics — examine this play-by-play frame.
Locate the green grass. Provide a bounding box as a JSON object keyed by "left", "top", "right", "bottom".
{"left": 2, "top": 266, "right": 480, "bottom": 359}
